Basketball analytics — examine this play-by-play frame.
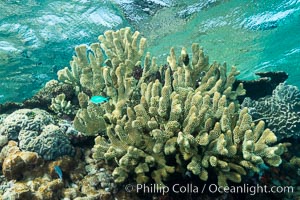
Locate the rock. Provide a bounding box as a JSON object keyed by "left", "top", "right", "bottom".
{"left": 234, "top": 71, "right": 288, "bottom": 102}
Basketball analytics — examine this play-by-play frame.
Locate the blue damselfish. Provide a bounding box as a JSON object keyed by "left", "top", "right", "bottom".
{"left": 54, "top": 165, "right": 63, "bottom": 180}
{"left": 90, "top": 96, "right": 110, "bottom": 104}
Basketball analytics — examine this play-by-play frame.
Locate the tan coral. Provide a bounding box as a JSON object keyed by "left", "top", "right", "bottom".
{"left": 48, "top": 155, "right": 76, "bottom": 180}
{"left": 290, "top": 156, "right": 300, "bottom": 168}
{"left": 35, "top": 179, "right": 64, "bottom": 200}
{"left": 1, "top": 141, "right": 42, "bottom": 180}
{"left": 49, "top": 93, "right": 73, "bottom": 116}
{"left": 58, "top": 27, "right": 157, "bottom": 136}
{"left": 2, "top": 182, "right": 33, "bottom": 200}
{"left": 73, "top": 101, "right": 107, "bottom": 136}
{"left": 56, "top": 27, "right": 285, "bottom": 187}
{"left": 90, "top": 39, "right": 284, "bottom": 187}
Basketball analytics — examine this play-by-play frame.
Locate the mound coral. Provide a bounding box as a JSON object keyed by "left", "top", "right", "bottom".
{"left": 242, "top": 82, "right": 300, "bottom": 140}
{"left": 0, "top": 109, "right": 75, "bottom": 160}
{"left": 18, "top": 124, "right": 75, "bottom": 160}
{"left": 56, "top": 27, "right": 287, "bottom": 187}
{"left": 0, "top": 108, "right": 54, "bottom": 140}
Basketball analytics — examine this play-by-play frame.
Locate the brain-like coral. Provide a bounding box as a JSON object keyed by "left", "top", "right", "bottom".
{"left": 18, "top": 124, "right": 75, "bottom": 160}
{"left": 0, "top": 108, "right": 54, "bottom": 140}
{"left": 242, "top": 82, "right": 300, "bottom": 140}
{"left": 0, "top": 108, "right": 75, "bottom": 160}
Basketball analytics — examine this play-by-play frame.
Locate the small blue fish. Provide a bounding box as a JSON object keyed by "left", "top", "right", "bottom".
{"left": 54, "top": 165, "right": 63, "bottom": 180}
{"left": 90, "top": 96, "right": 110, "bottom": 104}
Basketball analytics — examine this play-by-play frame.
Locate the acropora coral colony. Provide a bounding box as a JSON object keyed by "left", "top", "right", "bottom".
{"left": 53, "top": 27, "right": 288, "bottom": 187}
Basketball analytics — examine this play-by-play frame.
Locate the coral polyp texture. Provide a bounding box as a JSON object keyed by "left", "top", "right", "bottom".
{"left": 56, "top": 27, "right": 286, "bottom": 187}
{"left": 242, "top": 82, "right": 300, "bottom": 140}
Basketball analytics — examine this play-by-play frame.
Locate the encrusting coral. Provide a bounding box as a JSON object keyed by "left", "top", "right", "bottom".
{"left": 1, "top": 141, "right": 42, "bottom": 180}
{"left": 56, "top": 27, "right": 287, "bottom": 187}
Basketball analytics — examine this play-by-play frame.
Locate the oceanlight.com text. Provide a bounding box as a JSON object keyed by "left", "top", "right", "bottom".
{"left": 124, "top": 183, "right": 294, "bottom": 196}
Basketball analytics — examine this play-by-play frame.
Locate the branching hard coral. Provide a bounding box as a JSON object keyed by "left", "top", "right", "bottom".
{"left": 55, "top": 27, "right": 286, "bottom": 187}
{"left": 49, "top": 93, "right": 73, "bottom": 116}
{"left": 73, "top": 95, "right": 107, "bottom": 136}
{"left": 167, "top": 44, "right": 210, "bottom": 87}
{"left": 242, "top": 82, "right": 300, "bottom": 140}
{"left": 89, "top": 31, "right": 285, "bottom": 187}
{"left": 57, "top": 27, "right": 157, "bottom": 135}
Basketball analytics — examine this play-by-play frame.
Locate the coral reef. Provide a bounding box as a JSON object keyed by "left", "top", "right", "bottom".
{"left": 0, "top": 135, "right": 8, "bottom": 147}
{"left": 0, "top": 80, "right": 76, "bottom": 114}
{"left": 55, "top": 27, "right": 285, "bottom": 187}
{"left": 250, "top": 145, "right": 300, "bottom": 200}
{"left": 23, "top": 79, "right": 76, "bottom": 111}
{"left": 242, "top": 82, "right": 300, "bottom": 140}
{"left": 0, "top": 102, "right": 23, "bottom": 114}
{"left": 73, "top": 98, "right": 107, "bottom": 136}
{"left": 92, "top": 64, "right": 286, "bottom": 186}
{"left": 1, "top": 176, "right": 65, "bottom": 200}
{"left": 57, "top": 27, "right": 159, "bottom": 136}
{"left": 234, "top": 71, "right": 288, "bottom": 102}
{"left": 0, "top": 146, "right": 118, "bottom": 200}
{"left": 0, "top": 27, "right": 292, "bottom": 200}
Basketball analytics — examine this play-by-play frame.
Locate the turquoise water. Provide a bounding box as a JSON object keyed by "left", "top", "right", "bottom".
{"left": 138, "top": 0, "right": 300, "bottom": 83}
{"left": 0, "top": 2, "right": 300, "bottom": 199}
{"left": 0, "top": 0, "right": 299, "bottom": 103}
